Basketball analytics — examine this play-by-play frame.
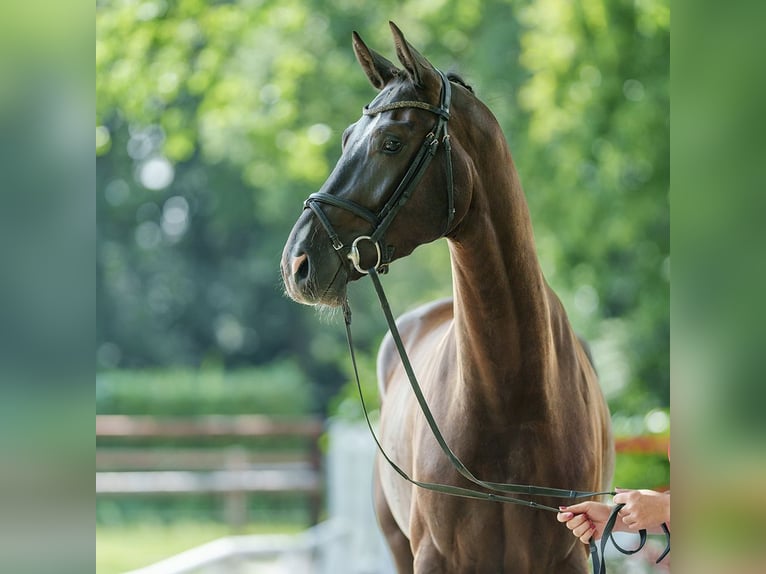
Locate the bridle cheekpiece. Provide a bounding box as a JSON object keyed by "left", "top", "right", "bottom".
{"left": 303, "top": 68, "right": 454, "bottom": 274}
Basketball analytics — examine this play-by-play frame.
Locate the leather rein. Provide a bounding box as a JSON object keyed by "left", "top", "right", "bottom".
{"left": 301, "top": 69, "right": 669, "bottom": 573}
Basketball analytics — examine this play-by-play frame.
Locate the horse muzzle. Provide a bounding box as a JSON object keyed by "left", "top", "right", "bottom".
{"left": 280, "top": 235, "right": 350, "bottom": 307}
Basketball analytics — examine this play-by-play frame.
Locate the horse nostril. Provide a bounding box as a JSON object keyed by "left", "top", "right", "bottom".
{"left": 292, "top": 253, "right": 309, "bottom": 281}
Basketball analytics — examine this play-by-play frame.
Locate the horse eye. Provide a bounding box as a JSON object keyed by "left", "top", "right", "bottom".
{"left": 382, "top": 138, "right": 402, "bottom": 154}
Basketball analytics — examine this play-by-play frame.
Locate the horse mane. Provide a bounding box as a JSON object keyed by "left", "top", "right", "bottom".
{"left": 447, "top": 72, "right": 474, "bottom": 94}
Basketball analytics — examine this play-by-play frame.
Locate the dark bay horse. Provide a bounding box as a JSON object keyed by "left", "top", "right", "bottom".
{"left": 281, "top": 22, "right": 613, "bottom": 573}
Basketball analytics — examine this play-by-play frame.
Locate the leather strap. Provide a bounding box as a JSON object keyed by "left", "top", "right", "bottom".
{"left": 305, "top": 192, "right": 379, "bottom": 227}
{"left": 303, "top": 68, "right": 456, "bottom": 272}
{"left": 588, "top": 503, "right": 670, "bottom": 574}
{"left": 342, "top": 268, "right": 671, "bottom": 572}
{"left": 364, "top": 99, "right": 449, "bottom": 119}
{"left": 365, "top": 268, "right": 614, "bottom": 501}
{"left": 343, "top": 299, "right": 568, "bottom": 512}
{"left": 589, "top": 504, "right": 646, "bottom": 574}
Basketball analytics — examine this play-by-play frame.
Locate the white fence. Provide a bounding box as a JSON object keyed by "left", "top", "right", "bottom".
{"left": 124, "top": 521, "right": 344, "bottom": 574}
{"left": 324, "top": 421, "right": 396, "bottom": 574}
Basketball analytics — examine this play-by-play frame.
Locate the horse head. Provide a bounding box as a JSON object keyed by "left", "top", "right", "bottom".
{"left": 281, "top": 22, "right": 474, "bottom": 306}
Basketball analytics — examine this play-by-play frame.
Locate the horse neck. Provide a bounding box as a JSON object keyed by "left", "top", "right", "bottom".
{"left": 448, "top": 143, "right": 556, "bottom": 419}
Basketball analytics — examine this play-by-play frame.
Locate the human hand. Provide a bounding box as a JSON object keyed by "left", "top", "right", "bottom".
{"left": 556, "top": 501, "right": 613, "bottom": 544}
{"left": 613, "top": 488, "right": 670, "bottom": 532}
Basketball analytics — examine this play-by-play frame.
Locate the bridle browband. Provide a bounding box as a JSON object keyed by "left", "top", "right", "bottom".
{"left": 300, "top": 67, "right": 669, "bottom": 573}
{"left": 303, "top": 68, "right": 455, "bottom": 274}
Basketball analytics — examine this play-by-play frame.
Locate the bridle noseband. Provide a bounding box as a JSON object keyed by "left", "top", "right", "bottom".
{"left": 303, "top": 68, "right": 455, "bottom": 274}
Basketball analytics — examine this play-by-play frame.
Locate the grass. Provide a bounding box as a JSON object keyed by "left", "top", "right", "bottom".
{"left": 96, "top": 521, "right": 304, "bottom": 574}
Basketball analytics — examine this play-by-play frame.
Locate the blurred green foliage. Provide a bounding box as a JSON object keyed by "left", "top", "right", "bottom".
{"left": 97, "top": 492, "right": 312, "bottom": 529}
{"left": 613, "top": 452, "right": 669, "bottom": 490}
{"left": 96, "top": 364, "right": 314, "bottom": 415}
{"left": 96, "top": 0, "right": 668, "bottom": 418}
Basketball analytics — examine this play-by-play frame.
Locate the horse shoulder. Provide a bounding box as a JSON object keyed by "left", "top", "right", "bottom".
{"left": 376, "top": 297, "right": 454, "bottom": 396}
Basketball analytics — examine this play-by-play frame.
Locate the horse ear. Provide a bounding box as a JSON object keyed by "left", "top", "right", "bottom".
{"left": 352, "top": 31, "right": 399, "bottom": 91}
{"left": 389, "top": 21, "right": 432, "bottom": 87}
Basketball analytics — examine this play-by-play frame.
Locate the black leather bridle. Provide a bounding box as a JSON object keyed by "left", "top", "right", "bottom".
{"left": 303, "top": 68, "right": 455, "bottom": 274}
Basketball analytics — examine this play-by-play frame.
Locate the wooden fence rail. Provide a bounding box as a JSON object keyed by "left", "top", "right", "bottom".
{"left": 96, "top": 415, "right": 667, "bottom": 527}
{"left": 96, "top": 414, "right": 324, "bottom": 527}
{"left": 96, "top": 414, "right": 323, "bottom": 438}
{"left": 615, "top": 434, "right": 669, "bottom": 456}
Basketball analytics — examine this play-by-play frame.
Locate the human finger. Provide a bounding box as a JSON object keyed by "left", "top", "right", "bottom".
{"left": 625, "top": 521, "right": 641, "bottom": 531}
{"left": 565, "top": 513, "right": 589, "bottom": 532}
{"left": 556, "top": 511, "right": 574, "bottom": 523}
{"left": 613, "top": 492, "right": 629, "bottom": 504}
{"left": 620, "top": 511, "right": 639, "bottom": 529}
{"left": 560, "top": 501, "right": 595, "bottom": 514}
{"left": 579, "top": 526, "right": 596, "bottom": 544}
{"left": 618, "top": 506, "right": 636, "bottom": 524}
{"left": 573, "top": 520, "right": 594, "bottom": 538}
{"left": 573, "top": 520, "right": 595, "bottom": 541}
